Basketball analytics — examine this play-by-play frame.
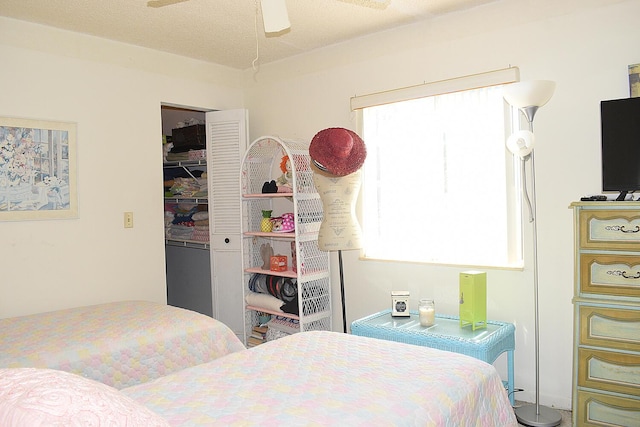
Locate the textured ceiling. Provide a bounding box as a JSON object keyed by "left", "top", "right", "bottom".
{"left": 1, "top": 0, "right": 497, "bottom": 70}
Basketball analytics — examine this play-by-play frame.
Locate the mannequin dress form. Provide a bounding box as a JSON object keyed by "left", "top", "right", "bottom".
{"left": 308, "top": 126, "right": 367, "bottom": 333}
{"left": 311, "top": 162, "right": 363, "bottom": 332}
{"left": 311, "top": 163, "right": 363, "bottom": 251}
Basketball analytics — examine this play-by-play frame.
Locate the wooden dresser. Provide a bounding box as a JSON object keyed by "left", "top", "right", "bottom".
{"left": 571, "top": 202, "right": 640, "bottom": 426}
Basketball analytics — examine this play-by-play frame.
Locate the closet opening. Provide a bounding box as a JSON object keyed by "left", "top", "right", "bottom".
{"left": 161, "top": 104, "right": 213, "bottom": 317}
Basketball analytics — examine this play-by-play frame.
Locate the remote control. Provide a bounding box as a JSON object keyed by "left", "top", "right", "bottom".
{"left": 580, "top": 195, "right": 607, "bottom": 201}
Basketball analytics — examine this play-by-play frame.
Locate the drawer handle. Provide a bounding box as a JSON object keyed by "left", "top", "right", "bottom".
{"left": 608, "top": 269, "right": 640, "bottom": 279}
{"left": 621, "top": 225, "right": 640, "bottom": 233}
{"left": 606, "top": 225, "right": 640, "bottom": 233}
{"left": 621, "top": 270, "right": 640, "bottom": 279}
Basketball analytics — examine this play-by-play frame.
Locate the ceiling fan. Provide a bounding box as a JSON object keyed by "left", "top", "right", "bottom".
{"left": 146, "top": 0, "right": 390, "bottom": 34}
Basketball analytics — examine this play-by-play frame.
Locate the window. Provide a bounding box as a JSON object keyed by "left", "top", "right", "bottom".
{"left": 354, "top": 69, "right": 522, "bottom": 268}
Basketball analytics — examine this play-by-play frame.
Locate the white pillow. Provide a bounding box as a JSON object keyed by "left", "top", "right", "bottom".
{"left": 245, "top": 291, "right": 284, "bottom": 312}
{"left": 0, "top": 368, "right": 169, "bottom": 426}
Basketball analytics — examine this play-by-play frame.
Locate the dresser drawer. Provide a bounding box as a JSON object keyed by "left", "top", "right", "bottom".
{"left": 576, "top": 390, "right": 640, "bottom": 426}
{"left": 578, "top": 348, "right": 640, "bottom": 396}
{"left": 579, "top": 305, "right": 640, "bottom": 352}
{"left": 580, "top": 209, "right": 640, "bottom": 250}
{"left": 580, "top": 253, "right": 640, "bottom": 298}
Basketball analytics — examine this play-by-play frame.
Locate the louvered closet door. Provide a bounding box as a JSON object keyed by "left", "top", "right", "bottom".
{"left": 206, "top": 109, "right": 248, "bottom": 339}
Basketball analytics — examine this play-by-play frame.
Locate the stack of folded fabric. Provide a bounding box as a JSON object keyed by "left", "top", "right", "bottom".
{"left": 192, "top": 175, "right": 207, "bottom": 198}
{"left": 164, "top": 210, "right": 175, "bottom": 237}
{"left": 164, "top": 203, "right": 199, "bottom": 241}
{"left": 168, "top": 177, "right": 207, "bottom": 198}
{"left": 167, "top": 224, "right": 193, "bottom": 241}
{"left": 163, "top": 168, "right": 206, "bottom": 198}
{"left": 164, "top": 151, "right": 191, "bottom": 162}
{"left": 191, "top": 211, "right": 209, "bottom": 242}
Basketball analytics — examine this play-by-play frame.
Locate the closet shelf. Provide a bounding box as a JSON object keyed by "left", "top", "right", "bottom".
{"left": 244, "top": 267, "right": 297, "bottom": 278}
{"left": 243, "top": 193, "right": 294, "bottom": 199}
{"left": 165, "top": 197, "right": 208, "bottom": 204}
{"left": 245, "top": 305, "right": 299, "bottom": 320}
{"left": 243, "top": 231, "right": 295, "bottom": 239}
{"left": 165, "top": 238, "right": 209, "bottom": 250}
{"left": 163, "top": 160, "right": 206, "bottom": 168}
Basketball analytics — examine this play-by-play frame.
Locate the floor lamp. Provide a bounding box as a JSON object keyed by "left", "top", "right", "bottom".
{"left": 503, "top": 80, "right": 562, "bottom": 427}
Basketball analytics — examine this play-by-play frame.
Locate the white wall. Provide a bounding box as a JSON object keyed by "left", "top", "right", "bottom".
{"left": 0, "top": 17, "right": 244, "bottom": 317}
{"left": 243, "top": 0, "right": 640, "bottom": 410}
{"left": 1, "top": 0, "right": 637, "bottom": 411}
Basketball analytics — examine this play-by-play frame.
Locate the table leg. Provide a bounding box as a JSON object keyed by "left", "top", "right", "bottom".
{"left": 507, "top": 349, "right": 515, "bottom": 406}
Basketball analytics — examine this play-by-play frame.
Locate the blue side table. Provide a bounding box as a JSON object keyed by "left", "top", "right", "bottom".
{"left": 351, "top": 309, "right": 516, "bottom": 406}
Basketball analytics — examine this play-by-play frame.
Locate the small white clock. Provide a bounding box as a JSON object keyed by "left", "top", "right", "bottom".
{"left": 391, "top": 291, "right": 410, "bottom": 317}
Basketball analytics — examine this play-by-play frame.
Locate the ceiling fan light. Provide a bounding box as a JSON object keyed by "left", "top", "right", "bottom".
{"left": 261, "top": 0, "right": 291, "bottom": 33}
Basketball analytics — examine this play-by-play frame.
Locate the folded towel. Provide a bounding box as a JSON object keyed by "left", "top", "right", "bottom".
{"left": 192, "top": 212, "right": 209, "bottom": 221}
{"left": 244, "top": 292, "right": 284, "bottom": 313}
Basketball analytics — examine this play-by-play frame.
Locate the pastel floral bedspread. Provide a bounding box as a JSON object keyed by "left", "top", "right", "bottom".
{"left": 123, "top": 331, "right": 517, "bottom": 426}
{"left": 0, "top": 301, "right": 245, "bottom": 389}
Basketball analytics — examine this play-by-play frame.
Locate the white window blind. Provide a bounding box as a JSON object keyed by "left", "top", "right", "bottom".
{"left": 353, "top": 68, "right": 523, "bottom": 268}
{"left": 351, "top": 68, "right": 519, "bottom": 110}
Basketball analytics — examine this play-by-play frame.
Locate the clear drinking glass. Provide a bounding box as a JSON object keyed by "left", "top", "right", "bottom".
{"left": 419, "top": 299, "right": 435, "bottom": 327}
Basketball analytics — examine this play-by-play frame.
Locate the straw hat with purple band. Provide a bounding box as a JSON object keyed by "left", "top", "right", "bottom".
{"left": 309, "top": 127, "right": 366, "bottom": 177}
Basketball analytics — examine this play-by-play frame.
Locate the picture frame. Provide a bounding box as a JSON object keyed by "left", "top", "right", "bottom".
{"left": 0, "top": 117, "right": 78, "bottom": 221}
{"left": 630, "top": 63, "right": 640, "bottom": 98}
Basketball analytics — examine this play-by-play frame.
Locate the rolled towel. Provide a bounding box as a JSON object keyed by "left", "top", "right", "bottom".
{"left": 244, "top": 291, "right": 284, "bottom": 313}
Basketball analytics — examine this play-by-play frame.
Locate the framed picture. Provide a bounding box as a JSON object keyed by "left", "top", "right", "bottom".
{"left": 0, "top": 117, "right": 77, "bottom": 220}
{"left": 630, "top": 63, "right": 640, "bottom": 98}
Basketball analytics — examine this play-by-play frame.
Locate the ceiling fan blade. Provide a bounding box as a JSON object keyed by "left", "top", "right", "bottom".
{"left": 147, "top": 0, "right": 190, "bottom": 8}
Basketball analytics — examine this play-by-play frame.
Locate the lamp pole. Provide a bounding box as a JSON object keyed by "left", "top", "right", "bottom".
{"left": 511, "top": 97, "right": 562, "bottom": 427}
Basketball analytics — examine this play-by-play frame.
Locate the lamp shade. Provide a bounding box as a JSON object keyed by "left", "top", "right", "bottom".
{"left": 261, "top": 0, "right": 290, "bottom": 33}
{"left": 503, "top": 80, "right": 556, "bottom": 109}
{"left": 506, "top": 130, "right": 535, "bottom": 158}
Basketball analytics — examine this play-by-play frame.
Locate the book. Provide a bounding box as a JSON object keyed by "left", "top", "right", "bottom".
{"left": 247, "top": 336, "right": 265, "bottom": 347}
{"left": 253, "top": 325, "right": 268, "bottom": 334}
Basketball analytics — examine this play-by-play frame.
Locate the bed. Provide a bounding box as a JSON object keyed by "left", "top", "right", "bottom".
{"left": 0, "top": 302, "right": 517, "bottom": 426}
{"left": 0, "top": 300, "right": 245, "bottom": 388}
{"left": 122, "top": 331, "right": 517, "bottom": 426}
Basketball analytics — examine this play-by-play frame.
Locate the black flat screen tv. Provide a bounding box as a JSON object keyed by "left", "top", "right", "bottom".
{"left": 601, "top": 96, "right": 640, "bottom": 201}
